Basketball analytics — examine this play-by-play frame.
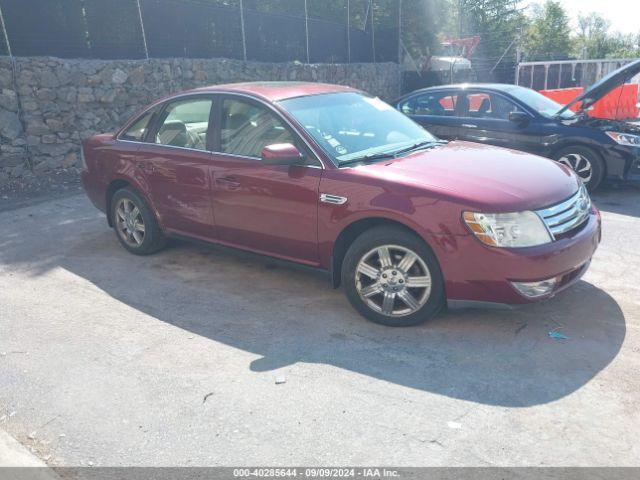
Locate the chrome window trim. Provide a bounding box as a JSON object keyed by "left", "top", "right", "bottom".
{"left": 116, "top": 139, "right": 322, "bottom": 169}
{"left": 117, "top": 90, "right": 326, "bottom": 169}
{"left": 118, "top": 139, "right": 209, "bottom": 154}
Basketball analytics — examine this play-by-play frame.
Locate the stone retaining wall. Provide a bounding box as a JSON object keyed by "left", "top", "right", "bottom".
{"left": 0, "top": 57, "right": 401, "bottom": 185}
{"left": 0, "top": 58, "right": 27, "bottom": 180}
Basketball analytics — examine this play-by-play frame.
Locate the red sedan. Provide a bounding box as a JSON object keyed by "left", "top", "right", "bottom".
{"left": 81, "top": 82, "right": 600, "bottom": 326}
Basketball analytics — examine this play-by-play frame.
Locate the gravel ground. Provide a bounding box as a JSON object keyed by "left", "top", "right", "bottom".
{"left": 0, "top": 169, "right": 82, "bottom": 213}
{"left": 0, "top": 184, "right": 639, "bottom": 467}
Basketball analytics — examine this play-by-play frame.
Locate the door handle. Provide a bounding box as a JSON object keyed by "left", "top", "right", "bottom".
{"left": 461, "top": 123, "right": 478, "bottom": 128}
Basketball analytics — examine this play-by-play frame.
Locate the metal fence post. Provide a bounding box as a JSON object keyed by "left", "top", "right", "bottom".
{"left": 370, "top": 0, "right": 375, "bottom": 63}
{"left": 0, "top": 4, "right": 34, "bottom": 171}
{"left": 136, "top": 0, "right": 150, "bottom": 59}
{"left": 79, "top": 0, "right": 94, "bottom": 57}
{"left": 397, "top": 0, "right": 402, "bottom": 96}
{"left": 304, "top": 0, "right": 310, "bottom": 64}
{"left": 0, "top": 3, "right": 12, "bottom": 57}
{"left": 239, "top": 0, "right": 247, "bottom": 62}
{"left": 544, "top": 64, "right": 549, "bottom": 90}
{"left": 346, "top": 0, "right": 351, "bottom": 64}
{"left": 397, "top": 0, "right": 402, "bottom": 64}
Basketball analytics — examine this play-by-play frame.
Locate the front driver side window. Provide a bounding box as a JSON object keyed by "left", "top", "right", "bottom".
{"left": 488, "top": 94, "right": 523, "bottom": 120}
{"left": 464, "top": 92, "right": 525, "bottom": 120}
{"left": 221, "top": 98, "right": 297, "bottom": 158}
{"left": 155, "top": 98, "right": 213, "bottom": 151}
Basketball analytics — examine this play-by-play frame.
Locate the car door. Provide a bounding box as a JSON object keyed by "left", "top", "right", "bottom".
{"left": 209, "top": 94, "right": 323, "bottom": 265}
{"left": 455, "top": 90, "right": 546, "bottom": 155}
{"left": 398, "top": 90, "right": 462, "bottom": 140}
{"left": 135, "top": 96, "right": 216, "bottom": 238}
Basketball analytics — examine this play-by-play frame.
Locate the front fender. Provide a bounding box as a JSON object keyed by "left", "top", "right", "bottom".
{"left": 317, "top": 169, "right": 471, "bottom": 278}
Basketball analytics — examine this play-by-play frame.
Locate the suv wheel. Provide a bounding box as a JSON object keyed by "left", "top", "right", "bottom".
{"left": 111, "top": 187, "right": 166, "bottom": 255}
{"left": 554, "top": 145, "right": 604, "bottom": 192}
{"left": 341, "top": 226, "right": 445, "bottom": 327}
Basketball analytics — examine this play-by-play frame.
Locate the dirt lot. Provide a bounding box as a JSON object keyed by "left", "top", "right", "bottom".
{"left": 1, "top": 185, "right": 639, "bottom": 466}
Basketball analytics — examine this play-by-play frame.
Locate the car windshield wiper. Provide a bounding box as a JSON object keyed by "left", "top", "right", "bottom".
{"left": 389, "top": 139, "right": 447, "bottom": 156}
{"left": 339, "top": 151, "right": 398, "bottom": 166}
{"left": 339, "top": 140, "right": 446, "bottom": 166}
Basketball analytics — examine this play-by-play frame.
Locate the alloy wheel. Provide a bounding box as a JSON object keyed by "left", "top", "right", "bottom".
{"left": 115, "top": 198, "right": 146, "bottom": 247}
{"left": 558, "top": 153, "right": 593, "bottom": 184}
{"left": 355, "top": 245, "right": 432, "bottom": 317}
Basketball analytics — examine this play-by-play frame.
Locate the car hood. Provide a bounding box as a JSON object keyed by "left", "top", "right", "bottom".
{"left": 576, "top": 116, "right": 640, "bottom": 134}
{"left": 558, "top": 59, "right": 640, "bottom": 115}
{"left": 353, "top": 141, "right": 580, "bottom": 212}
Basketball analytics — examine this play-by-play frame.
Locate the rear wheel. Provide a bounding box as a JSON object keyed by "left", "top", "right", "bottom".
{"left": 341, "top": 226, "right": 445, "bottom": 327}
{"left": 111, "top": 187, "right": 166, "bottom": 255}
{"left": 554, "top": 145, "right": 604, "bottom": 192}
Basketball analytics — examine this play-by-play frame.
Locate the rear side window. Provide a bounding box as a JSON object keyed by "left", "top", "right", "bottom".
{"left": 154, "top": 98, "right": 213, "bottom": 151}
{"left": 399, "top": 92, "right": 457, "bottom": 117}
{"left": 121, "top": 110, "right": 155, "bottom": 142}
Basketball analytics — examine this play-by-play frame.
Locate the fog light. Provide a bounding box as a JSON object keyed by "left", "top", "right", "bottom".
{"left": 511, "top": 278, "right": 558, "bottom": 298}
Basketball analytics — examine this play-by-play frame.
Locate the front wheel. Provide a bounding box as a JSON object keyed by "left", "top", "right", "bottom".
{"left": 554, "top": 145, "right": 604, "bottom": 192}
{"left": 341, "top": 226, "right": 445, "bottom": 327}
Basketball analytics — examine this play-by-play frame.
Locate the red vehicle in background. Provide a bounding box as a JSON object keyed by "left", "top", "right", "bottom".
{"left": 81, "top": 82, "right": 600, "bottom": 326}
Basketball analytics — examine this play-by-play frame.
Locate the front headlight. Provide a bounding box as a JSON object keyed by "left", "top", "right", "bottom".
{"left": 606, "top": 131, "right": 640, "bottom": 147}
{"left": 463, "top": 210, "right": 552, "bottom": 248}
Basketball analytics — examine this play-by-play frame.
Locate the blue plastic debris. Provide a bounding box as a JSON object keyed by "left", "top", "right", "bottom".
{"left": 548, "top": 330, "right": 569, "bottom": 340}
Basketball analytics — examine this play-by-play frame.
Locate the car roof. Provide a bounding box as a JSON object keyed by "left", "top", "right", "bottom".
{"left": 400, "top": 83, "right": 523, "bottom": 98}
{"left": 186, "top": 81, "right": 358, "bottom": 102}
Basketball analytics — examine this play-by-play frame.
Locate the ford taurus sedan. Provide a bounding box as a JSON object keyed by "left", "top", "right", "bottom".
{"left": 81, "top": 82, "right": 601, "bottom": 326}
{"left": 396, "top": 60, "right": 640, "bottom": 191}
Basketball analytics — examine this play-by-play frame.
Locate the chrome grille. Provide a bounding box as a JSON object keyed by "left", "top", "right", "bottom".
{"left": 536, "top": 186, "right": 591, "bottom": 239}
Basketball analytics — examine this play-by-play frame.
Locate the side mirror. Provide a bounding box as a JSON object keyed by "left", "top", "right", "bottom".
{"left": 509, "top": 111, "right": 530, "bottom": 125}
{"left": 261, "top": 143, "right": 305, "bottom": 166}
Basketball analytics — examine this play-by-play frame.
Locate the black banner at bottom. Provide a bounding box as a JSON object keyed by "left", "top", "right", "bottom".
{"left": 2, "top": 468, "right": 640, "bottom": 480}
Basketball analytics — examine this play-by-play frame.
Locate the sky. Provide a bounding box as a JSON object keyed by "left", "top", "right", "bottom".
{"left": 556, "top": 0, "right": 639, "bottom": 35}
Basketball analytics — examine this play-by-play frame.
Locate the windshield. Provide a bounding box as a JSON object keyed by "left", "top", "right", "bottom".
{"left": 279, "top": 92, "right": 438, "bottom": 164}
{"left": 507, "top": 86, "right": 576, "bottom": 119}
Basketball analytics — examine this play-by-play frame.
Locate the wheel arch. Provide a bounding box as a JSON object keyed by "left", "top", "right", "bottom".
{"left": 330, "top": 216, "right": 439, "bottom": 289}
{"left": 549, "top": 141, "right": 607, "bottom": 177}
{"left": 106, "top": 179, "right": 132, "bottom": 227}
{"left": 105, "top": 177, "right": 158, "bottom": 228}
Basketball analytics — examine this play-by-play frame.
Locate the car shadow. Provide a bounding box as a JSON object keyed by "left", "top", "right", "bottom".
{"left": 0, "top": 202, "right": 626, "bottom": 408}
{"left": 593, "top": 182, "right": 640, "bottom": 217}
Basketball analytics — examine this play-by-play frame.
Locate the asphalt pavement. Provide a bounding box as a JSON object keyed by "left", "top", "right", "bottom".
{"left": 0, "top": 186, "right": 639, "bottom": 466}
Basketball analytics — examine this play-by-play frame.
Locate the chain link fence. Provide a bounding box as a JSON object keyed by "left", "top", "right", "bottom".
{"left": 0, "top": 0, "right": 400, "bottom": 63}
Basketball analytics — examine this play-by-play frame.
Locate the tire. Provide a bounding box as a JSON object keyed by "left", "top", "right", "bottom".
{"left": 110, "top": 187, "right": 166, "bottom": 255}
{"left": 341, "top": 226, "right": 445, "bottom": 327}
{"left": 554, "top": 145, "right": 605, "bottom": 192}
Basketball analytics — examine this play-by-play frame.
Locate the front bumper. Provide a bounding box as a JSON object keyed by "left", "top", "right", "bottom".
{"left": 613, "top": 144, "right": 640, "bottom": 180}
{"left": 438, "top": 207, "right": 601, "bottom": 304}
